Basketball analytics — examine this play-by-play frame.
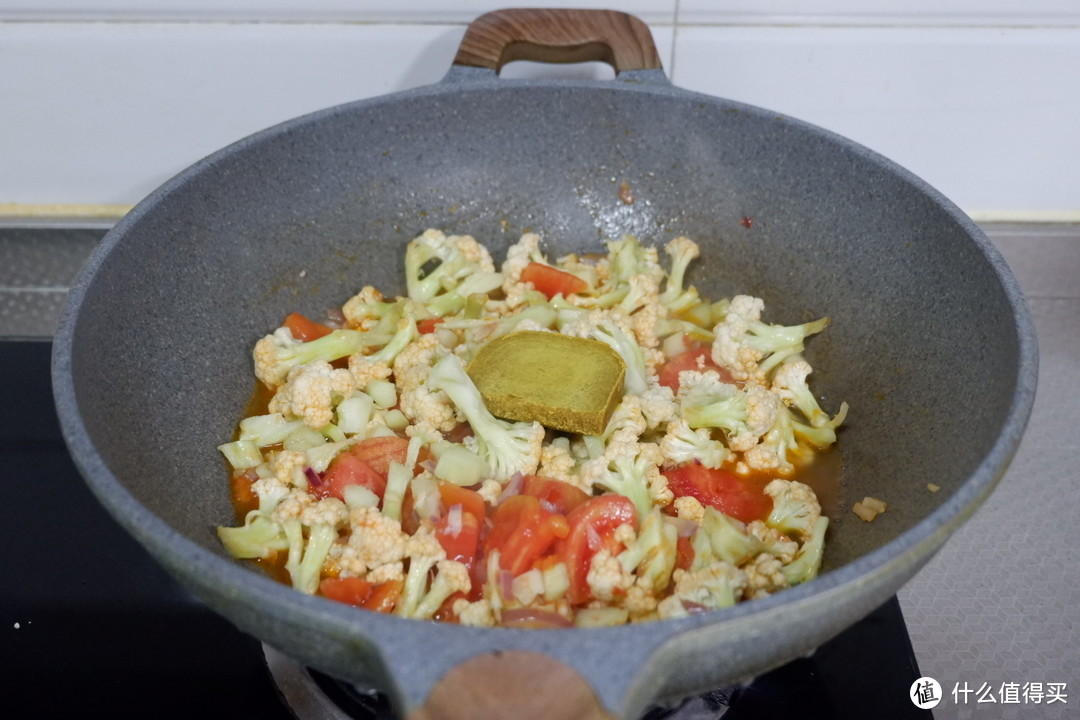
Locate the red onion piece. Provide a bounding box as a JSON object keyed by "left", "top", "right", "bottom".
{"left": 667, "top": 515, "right": 698, "bottom": 538}
{"left": 304, "top": 466, "right": 322, "bottom": 487}
{"left": 496, "top": 472, "right": 524, "bottom": 504}
{"left": 324, "top": 308, "right": 346, "bottom": 328}
{"left": 498, "top": 569, "right": 515, "bottom": 600}
{"left": 500, "top": 607, "right": 573, "bottom": 629}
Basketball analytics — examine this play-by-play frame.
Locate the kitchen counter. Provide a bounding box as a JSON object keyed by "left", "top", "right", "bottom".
{"left": 1, "top": 220, "right": 1075, "bottom": 719}
{"left": 899, "top": 224, "right": 1079, "bottom": 720}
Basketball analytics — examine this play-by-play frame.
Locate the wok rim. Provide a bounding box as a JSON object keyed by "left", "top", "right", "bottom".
{"left": 50, "top": 72, "right": 1039, "bottom": 706}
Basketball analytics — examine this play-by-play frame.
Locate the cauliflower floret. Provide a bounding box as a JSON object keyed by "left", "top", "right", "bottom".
{"left": 602, "top": 395, "right": 648, "bottom": 445}
{"left": 393, "top": 334, "right": 461, "bottom": 434}
{"left": 500, "top": 233, "right": 547, "bottom": 309}
{"left": 659, "top": 419, "right": 728, "bottom": 469}
{"left": 347, "top": 355, "right": 393, "bottom": 389}
{"left": 267, "top": 450, "right": 307, "bottom": 488}
{"left": 673, "top": 495, "right": 706, "bottom": 526}
{"left": 617, "top": 273, "right": 665, "bottom": 348}
{"left": 622, "top": 581, "right": 660, "bottom": 619}
{"left": 411, "top": 559, "right": 472, "bottom": 620}
{"left": 638, "top": 382, "right": 678, "bottom": 430}
{"left": 710, "top": 295, "right": 829, "bottom": 384}
{"left": 764, "top": 479, "right": 821, "bottom": 539}
{"left": 476, "top": 478, "right": 503, "bottom": 506}
{"left": 742, "top": 552, "right": 789, "bottom": 600}
{"left": 342, "top": 286, "right": 387, "bottom": 330}
{"left": 254, "top": 326, "right": 375, "bottom": 388}
{"left": 659, "top": 236, "right": 702, "bottom": 314}
{"left": 337, "top": 506, "right": 409, "bottom": 577}
{"left": 710, "top": 295, "right": 765, "bottom": 383}
{"left": 669, "top": 562, "right": 748, "bottom": 611}
{"left": 268, "top": 360, "right": 356, "bottom": 429}
{"left": 537, "top": 439, "right": 581, "bottom": 489}
{"left": 453, "top": 597, "right": 497, "bottom": 627}
{"left": 586, "top": 549, "right": 634, "bottom": 602}
{"left": 270, "top": 488, "right": 314, "bottom": 525}
{"left": 366, "top": 561, "right": 405, "bottom": 584}
{"left": 747, "top": 520, "right": 799, "bottom": 563}
{"left": 681, "top": 376, "right": 781, "bottom": 454}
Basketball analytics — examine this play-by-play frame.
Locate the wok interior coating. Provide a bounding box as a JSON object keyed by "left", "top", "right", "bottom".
{"left": 61, "top": 76, "right": 1026, "bottom": 713}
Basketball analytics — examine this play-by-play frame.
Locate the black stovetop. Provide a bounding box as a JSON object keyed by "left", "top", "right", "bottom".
{"left": 1, "top": 339, "right": 931, "bottom": 719}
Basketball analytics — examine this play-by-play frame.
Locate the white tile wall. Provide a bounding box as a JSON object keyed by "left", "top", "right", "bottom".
{"left": 0, "top": 3, "right": 1077, "bottom": 218}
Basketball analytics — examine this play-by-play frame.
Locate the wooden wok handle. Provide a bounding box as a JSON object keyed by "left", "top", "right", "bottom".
{"left": 409, "top": 650, "right": 614, "bottom": 720}
{"left": 453, "top": 8, "right": 663, "bottom": 73}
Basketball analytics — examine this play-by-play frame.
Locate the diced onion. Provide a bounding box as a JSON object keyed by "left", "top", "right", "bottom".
{"left": 445, "top": 504, "right": 463, "bottom": 538}
{"left": 303, "top": 466, "right": 322, "bottom": 488}
{"left": 497, "top": 472, "right": 524, "bottom": 504}
{"left": 343, "top": 484, "right": 380, "bottom": 510}
{"left": 511, "top": 569, "right": 544, "bottom": 605}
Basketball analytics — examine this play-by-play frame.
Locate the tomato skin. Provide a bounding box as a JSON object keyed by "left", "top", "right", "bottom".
{"left": 484, "top": 495, "right": 569, "bottom": 577}
{"left": 521, "top": 475, "right": 591, "bottom": 515}
{"left": 362, "top": 578, "right": 403, "bottom": 614}
{"left": 319, "top": 576, "right": 372, "bottom": 606}
{"left": 436, "top": 481, "right": 487, "bottom": 523}
{"left": 284, "top": 312, "right": 334, "bottom": 342}
{"left": 317, "top": 452, "right": 386, "bottom": 500}
{"left": 658, "top": 346, "right": 736, "bottom": 392}
{"left": 520, "top": 262, "right": 588, "bottom": 299}
{"left": 435, "top": 510, "right": 481, "bottom": 568}
{"left": 675, "top": 535, "right": 695, "bottom": 571}
{"left": 348, "top": 436, "right": 410, "bottom": 477}
{"left": 664, "top": 462, "right": 773, "bottom": 523}
{"left": 558, "top": 495, "right": 638, "bottom": 605}
{"left": 417, "top": 317, "right": 443, "bottom": 334}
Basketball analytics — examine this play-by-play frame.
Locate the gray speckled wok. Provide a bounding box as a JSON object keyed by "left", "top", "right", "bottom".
{"left": 52, "top": 9, "right": 1037, "bottom": 720}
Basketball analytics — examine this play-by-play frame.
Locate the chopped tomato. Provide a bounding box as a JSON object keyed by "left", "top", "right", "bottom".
{"left": 319, "top": 576, "right": 372, "bottom": 606}
{"left": 348, "top": 436, "right": 411, "bottom": 477}
{"left": 520, "top": 262, "right": 588, "bottom": 299}
{"left": 664, "top": 462, "right": 773, "bottom": 523}
{"left": 675, "top": 535, "right": 695, "bottom": 571}
{"left": 657, "top": 345, "right": 736, "bottom": 392}
{"left": 362, "top": 578, "right": 403, "bottom": 614}
{"left": 484, "top": 495, "right": 569, "bottom": 577}
{"left": 558, "top": 495, "right": 638, "bottom": 605}
{"left": 437, "top": 481, "right": 487, "bottom": 522}
{"left": 417, "top": 317, "right": 443, "bottom": 334}
{"left": 283, "top": 312, "right": 334, "bottom": 342}
{"left": 317, "top": 452, "right": 386, "bottom": 500}
{"left": 319, "top": 576, "right": 402, "bottom": 613}
{"left": 521, "top": 475, "right": 590, "bottom": 515}
{"left": 435, "top": 509, "right": 481, "bottom": 568}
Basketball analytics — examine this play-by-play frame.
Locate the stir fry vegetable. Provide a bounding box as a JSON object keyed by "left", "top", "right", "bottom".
{"left": 217, "top": 230, "right": 848, "bottom": 627}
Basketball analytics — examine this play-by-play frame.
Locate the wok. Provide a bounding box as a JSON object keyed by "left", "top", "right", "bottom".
{"left": 52, "top": 9, "right": 1037, "bottom": 719}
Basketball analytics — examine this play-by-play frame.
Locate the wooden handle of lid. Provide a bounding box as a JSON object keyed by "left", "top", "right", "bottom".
{"left": 409, "top": 649, "right": 615, "bottom": 720}
{"left": 453, "top": 8, "right": 663, "bottom": 73}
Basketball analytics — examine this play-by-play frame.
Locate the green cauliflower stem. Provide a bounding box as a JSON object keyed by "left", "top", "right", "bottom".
{"left": 658, "top": 236, "right": 702, "bottom": 314}
{"left": 782, "top": 516, "right": 829, "bottom": 585}
{"left": 696, "top": 507, "right": 765, "bottom": 567}
{"left": 427, "top": 353, "right": 543, "bottom": 479}
{"left": 254, "top": 327, "right": 388, "bottom": 387}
